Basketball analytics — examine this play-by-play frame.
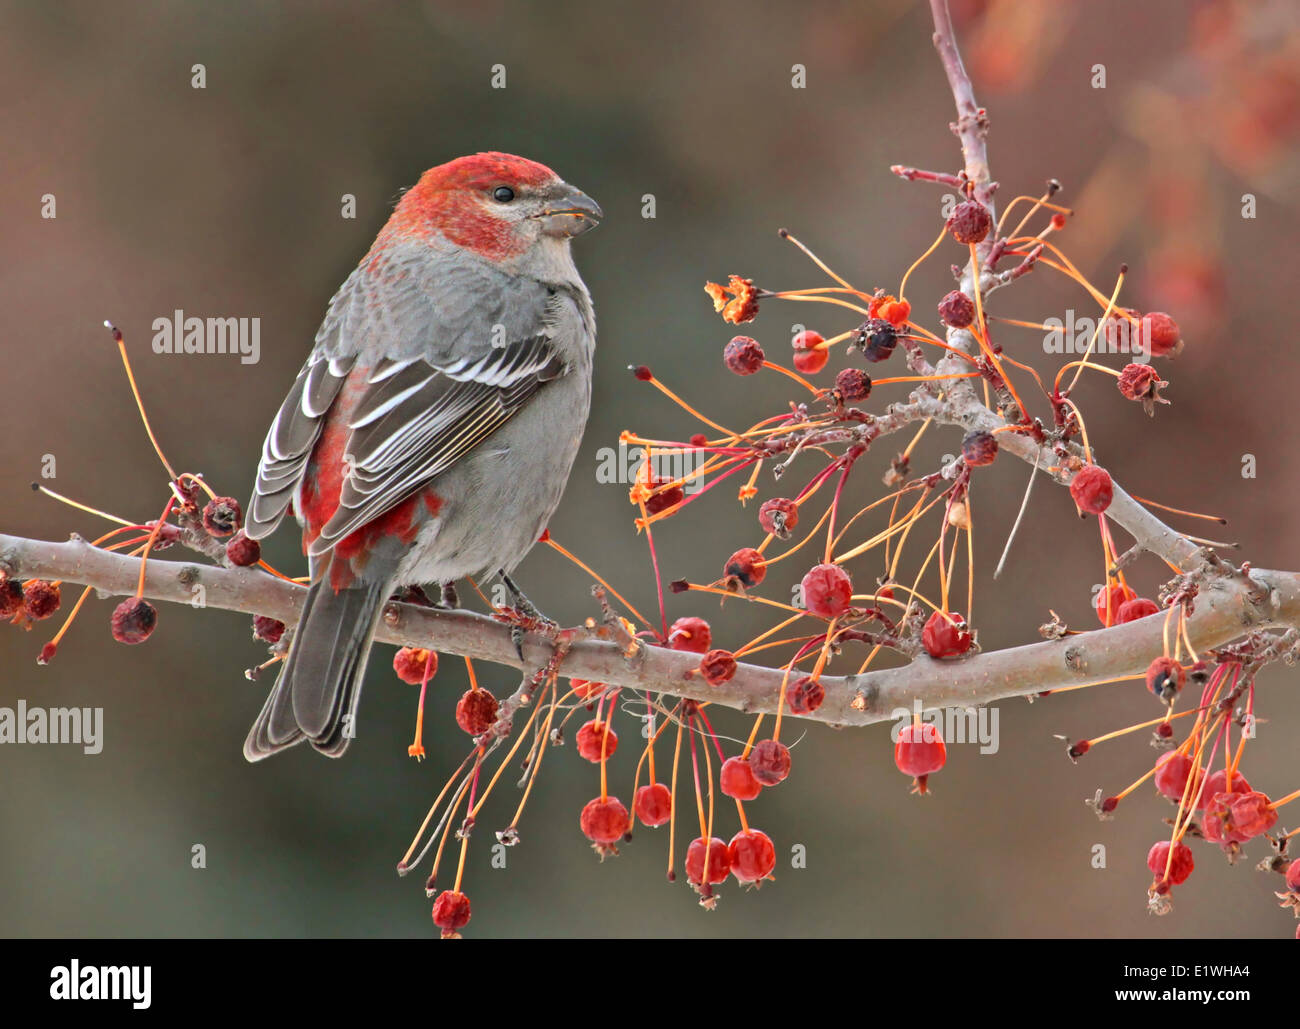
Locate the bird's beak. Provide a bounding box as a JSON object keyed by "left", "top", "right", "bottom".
{"left": 537, "top": 184, "right": 602, "bottom": 238}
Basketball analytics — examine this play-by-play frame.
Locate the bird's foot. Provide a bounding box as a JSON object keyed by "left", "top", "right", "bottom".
{"left": 495, "top": 571, "right": 560, "bottom": 661}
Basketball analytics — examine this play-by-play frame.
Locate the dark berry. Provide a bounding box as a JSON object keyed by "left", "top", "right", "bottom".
{"left": 724, "top": 336, "right": 765, "bottom": 375}
{"left": 110, "top": 597, "right": 157, "bottom": 644}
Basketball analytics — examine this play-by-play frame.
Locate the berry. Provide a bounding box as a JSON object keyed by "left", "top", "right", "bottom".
{"left": 685, "top": 836, "right": 731, "bottom": 885}
{"left": 634, "top": 783, "right": 672, "bottom": 827}
{"left": 937, "top": 290, "right": 975, "bottom": 328}
{"left": 252, "top": 615, "right": 285, "bottom": 644}
{"left": 393, "top": 646, "right": 437, "bottom": 684}
{"left": 749, "top": 739, "right": 791, "bottom": 785}
{"left": 719, "top": 756, "right": 763, "bottom": 800}
{"left": 723, "top": 548, "right": 766, "bottom": 588}
{"left": 1285, "top": 858, "right": 1300, "bottom": 894}
{"left": 699, "top": 649, "right": 737, "bottom": 686}
{"left": 455, "top": 688, "right": 499, "bottom": 735}
{"left": 758, "top": 498, "right": 800, "bottom": 539}
{"left": 853, "top": 318, "right": 898, "bottom": 363}
{"left": 895, "top": 722, "right": 947, "bottom": 794}
{"left": 961, "top": 430, "right": 998, "bottom": 466}
{"left": 876, "top": 298, "right": 911, "bottom": 327}
{"left": 431, "top": 890, "right": 471, "bottom": 936}
{"left": 0, "top": 575, "right": 25, "bottom": 619}
{"left": 945, "top": 200, "right": 992, "bottom": 244}
{"left": 1117, "top": 363, "right": 1167, "bottom": 408}
{"left": 632, "top": 365, "right": 653, "bottom": 381}
{"left": 922, "top": 610, "right": 973, "bottom": 658}
{"left": 569, "top": 678, "right": 606, "bottom": 700}
{"left": 580, "top": 795, "right": 630, "bottom": 845}
{"left": 792, "top": 330, "right": 828, "bottom": 374}
{"left": 201, "top": 496, "right": 242, "bottom": 537}
{"left": 1202, "top": 790, "right": 1277, "bottom": 845}
{"left": 1142, "top": 312, "right": 1183, "bottom": 358}
{"left": 724, "top": 335, "right": 764, "bottom": 375}
{"left": 110, "top": 597, "right": 157, "bottom": 644}
{"left": 668, "top": 616, "right": 712, "bottom": 653}
{"left": 644, "top": 475, "right": 684, "bottom": 515}
{"left": 22, "top": 580, "right": 60, "bottom": 620}
{"left": 1070, "top": 464, "right": 1113, "bottom": 515}
{"left": 1153, "top": 751, "right": 1202, "bottom": 803}
{"left": 575, "top": 720, "right": 618, "bottom": 762}
{"left": 786, "top": 675, "right": 825, "bottom": 714}
{"left": 800, "top": 563, "right": 853, "bottom": 618}
{"left": 1145, "top": 656, "right": 1185, "bottom": 701}
{"left": 1116, "top": 597, "right": 1159, "bottom": 623}
{"left": 1095, "top": 583, "right": 1136, "bottom": 626}
{"left": 729, "top": 829, "right": 776, "bottom": 884}
{"left": 1195, "top": 769, "right": 1251, "bottom": 810}
{"left": 834, "top": 367, "right": 872, "bottom": 401}
{"left": 225, "top": 530, "right": 261, "bottom": 567}
{"left": 690, "top": 433, "right": 708, "bottom": 447}
{"left": 1147, "top": 840, "right": 1194, "bottom": 886}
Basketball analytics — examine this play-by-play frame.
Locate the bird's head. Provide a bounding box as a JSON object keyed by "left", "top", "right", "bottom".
{"left": 387, "top": 152, "right": 602, "bottom": 262}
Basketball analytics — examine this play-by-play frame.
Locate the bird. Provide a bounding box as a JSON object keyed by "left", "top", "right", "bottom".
{"left": 241, "top": 152, "right": 600, "bottom": 761}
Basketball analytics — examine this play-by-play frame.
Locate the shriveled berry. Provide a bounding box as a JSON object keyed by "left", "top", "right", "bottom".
{"left": 201, "top": 496, "right": 242, "bottom": 537}
{"left": 1145, "top": 656, "right": 1185, "bottom": 701}
{"left": 393, "top": 646, "right": 437, "bottom": 684}
{"left": 961, "top": 430, "right": 998, "bottom": 466}
{"left": 1116, "top": 597, "right": 1159, "bottom": 623}
{"left": 801, "top": 563, "right": 853, "bottom": 618}
{"left": 1117, "top": 363, "right": 1168, "bottom": 409}
{"left": 1142, "top": 312, "right": 1183, "bottom": 358}
{"left": 724, "top": 335, "right": 765, "bottom": 375}
{"left": 895, "top": 722, "right": 947, "bottom": 794}
{"left": 634, "top": 783, "right": 672, "bottom": 827}
{"left": 876, "top": 297, "right": 911, "bottom": 327}
{"left": 455, "top": 688, "right": 499, "bottom": 735}
{"left": 791, "top": 330, "right": 828, "bottom": 374}
{"left": 922, "top": 610, "right": 973, "bottom": 658}
{"left": 729, "top": 829, "right": 776, "bottom": 884}
{"left": 720, "top": 756, "right": 763, "bottom": 800}
{"left": 253, "top": 615, "right": 285, "bottom": 644}
{"left": 699, "top": 648, "right": 737, "bottom": 686}
{"left": 723, "top": 547, "right": 766, "bottom": 588}
{"left": 644, "top": 475, "right": 684, "bottom": 515}
{"left": 945, "top": 200, "right": 992, "bottom": 244}
{"left": 834, "top": 367, "right": 872, "bottom": 401}
{"left": 1147, "top": 840, "right": 1194, "bottom": 886}
{"left": 667, "top": 616, "right": 712, "bottom": 654}
{"left": 1195, "top": 769, "right": 1251, "bottom": 811}
{"left": 225, "top": 530, "right": 261, "bottom": 567}
{"left": 749, "top": 739, "right": 791, "bottom": 786}
{"left": 1095, "top": 583, "right": 1137, "bottom": 626}
{"left": 937, "top": 290, "right": 975, "bottom": 328}
{"left": 1203, "top": 790, "right": 1277, "bottom": 844}
{"left": 575, "top": 720, "right": 618, "bottom": 762}
{"left": 431, "top": 890, "right": 471, "bottom": 935}
{"left": 1070, "top": 464, "right": 1113, "bottom": 515}
{"left": 22, "top": 580, "right": 60, "bottom": 620}
{"left": 580, "top": 795, "right": 629, "bottom": 845}
{"left": 685, "top": 836, "right": 731, "bottom": 885}
{"left": 110, "top": 597, "right": 157, "bottom": 644}
{"left": 786, "top": 675, "right": 825, "bottom": 714}
{"left": 758, "top": 498, "right": 800, "bottom": 539}
{"left": 0, "top": 575, "right": 25, "bottom": 619}
{"left": 1153, "top": 751, "right": 1202, "bottom": 803}
{"left": 853, "top": 318, "right": 898, "bottom": 363}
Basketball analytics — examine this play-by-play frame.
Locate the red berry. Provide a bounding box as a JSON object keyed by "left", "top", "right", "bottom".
{"left": 801, "top": 562, "right": 853, "bottom": 618}
{"left": 110, "top": 597, "right": 157, "bottom": 644}
{"left": 1285, "top": 858, "right": 1300, "bottom": 894}
{"left": 877, "top": 298, "right": 911, "bottom": 327}
{"left": 580, "top": 795, "right": 630, "bottom": 845}
{"left": 634, "top": 783, "right": 672, "bottom": 827}
{"left": 685, "top": 836, "right": 731, "bottom": 885}
{"left": 699, "top": 649, "right": 737, "bottom": 686}
{"left": 1142, "top": 312, "right": 1182, "bottom": 358}
{"left": 749, "top": 739, "right": 791, "bottom": 786}
{"left": 393, "top": 646, "right": 437, "bottom": 684}
{"left": 201, "top": 496, "right": 242, "bottom": 537}
{"left": 853, "top": 318, "right": 898, "bottom": 363}
{"left": 1050, "top": 212, "right": 1067, "bottom": 230}
{"left": 1195, "top": 769, "right": 1251, "bottom": 811}
{"left": 569, "top": 678, "right": 606, "bottom": 700}
{"left": 1147, "top": 840, "right": 1194, "bottom": 886}
{"left": 937, "top": 290, "right": 975, "bottom": 328}
{"left": 1095, "top": 583, "right": 1136, "bottom": 626}
{"left": 252, "top": 615, "right": 285, "bottom": 644}
{"left": 668, "top": 616, "right": 712, "bottom": 653}
{"left": 431, "top": 890, "right": 471, "bottom": 936}
{"left": 723, "top": 547, "right": 766, "bottom": 588}
{"left": 724, "top": 335, "right": 765, "bottom": 375}
{"left": 690, "top": 433, "right": 708, "bottom": 447}
{"left": 644, "top": 475, "right": 684, "bottom": 515}
{"left": 786, "top": 675, "right": 825, "bottom": 714}
{"left": 1070, "top": 464, "right": 1113, "bottom": 515}
{"left": 1145, "top": 656, "right": 1185, "bottom": 701}
{"left": 834, "top": 367, "right": 872, "bottom": 401}
{"left": 22, "top": 579, "right": 60, "bottom": 620}
{"left": 792, "top": 330, "right": 828, "bottom": 374}
{"left": 1153, "top": 751, "right": 1202, "bottom": 803}
{"left": 922, "top": 610, "right": 973, "bottom": 658}
{"left": 1116, "top": 597, "right": 1159, "bottom": 623}
{"left": 575, "top": 720, "right": 618, "bottom": 762}
{"left": 729, "top": 829, "right": 776, "bottom": 884}
{"left": 1203, "top": 790, "right": 1277, "bottom": 844}
{"left": 1117, "top": 363, "right": 1167, "bottom": 406}
{"left": 225, "top": 530, "right": 261, "bottom": 567}
{"left": 632, "top": 365, "right": 653, "bottom": 381}
{"left": 719, "top": 756, "right": 763, "bottom": 800}
{"left": 894, "top": 722, "right": 947, "bottom": 794}
{"left": 945, "top": 200, "right": 992, "bottom": 244}
{"left": 961, "top": 430, "right": 998, "bottom": 466}
{"left": 455, "top": 688, "right": 499, "bottom": 735}
{"left": 758, "top": 498, "right": 800, "bottom": 539}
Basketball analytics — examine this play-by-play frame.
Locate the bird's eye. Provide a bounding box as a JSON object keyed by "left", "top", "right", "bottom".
{"left": 492, "top": 186, "right": 515, "bottom": 203}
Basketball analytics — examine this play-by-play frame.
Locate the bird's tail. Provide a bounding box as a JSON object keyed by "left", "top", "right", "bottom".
{"left": 243, "top": 578, "right": 387, "bottom": 761}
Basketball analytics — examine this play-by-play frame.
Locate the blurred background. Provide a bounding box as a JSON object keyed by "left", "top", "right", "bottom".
{"left": 2, "top": 0, "right": 1298, "bottom": 938}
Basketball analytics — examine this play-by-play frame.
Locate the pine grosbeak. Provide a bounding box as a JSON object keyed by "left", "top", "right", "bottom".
{"left": 242, "top": 152, "right": 600, "bottom": 760}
